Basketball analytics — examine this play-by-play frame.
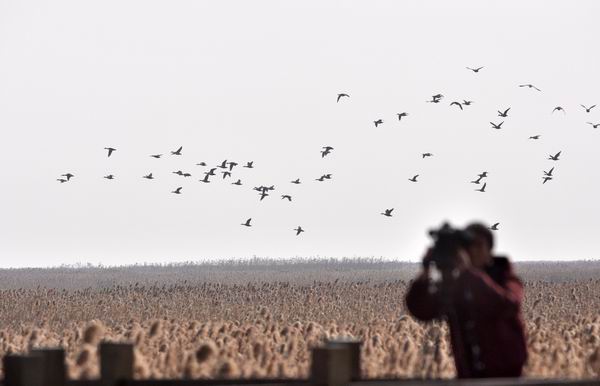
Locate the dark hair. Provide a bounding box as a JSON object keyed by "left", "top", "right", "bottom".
{"left": 465, "top": 222, "right": 494, "bottom": 250}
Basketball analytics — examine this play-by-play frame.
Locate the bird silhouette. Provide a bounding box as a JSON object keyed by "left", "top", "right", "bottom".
{"left": 241, "top": 218, "right": 252, "bottom": 227}
{"left": 173, "top": 170, "right": 184, "bottom": 176}
{"left": 587, "top": 122, "right": 600, "bottom": 129}
{"left": 291, "top": 178, "right": 301, "bottom": 184}
{"left": 222, "top": 171, "right": 231, "bottom": 179}
{"left": 337, "top": 93, "right": 349, "bottom": 103}
{"left": 408, "top": 174, "right": 419, "bottom": 182}
{"left": 200, "top": 174, "right": 211, "bottom": 183}
{"left": 227, "top": 162, "right": 238, "bottom": 171}
{"left": 489, "top": 223, "right": 499, "bottom": 231}
{"left": 57, "top": 178, "right": 67, "bottom": 183}
{"left": 470, "top": 175, "right": 484, "bottom": 184}
{"left": 172, "top": 187, "right": 182, "bottom": 194}
{"left": 171, "top": 146, "right": 183, "bottom": 155}
{"left": 104, "top": 174, "right": 115, "bottom": 180}
{"left": 397, "top": 112, "right": 409, "bottom": 120}
{"left": 323, "top": 174, "right": 332, "bottom": 179}
{"left": 581, "top": 104, "right": 596, "bottom": 113}
{"left": 478, "top": 172, "right": 488, "bottom": 178}
{"left": 293, "top": 226, "right": 305, "bottom": 236}
{"left": 381, "top": 208, "right": 394, "bottom": 217}
{"left": 104, "top": 147, "right": 116, "bottom": 157}
{"left": 543, "top": 167, "right": 554, "bottom": 177}
{"left": 61, "top": 173, "right": 74, "bottom": 181}
{"left": 316, "top": 176, "right": 326, "bottom": 182}
{"left": 519, "top": 84, "right": 541, "bottom": 91}
{"left": 542, "top": 176, "right": 553, "bottom": 184}
{"left": 427, "top": 94, "right": 443, "bottom": 103}
{"left": 143, "top": 173, "right": 154, "bottom": 179}
{"left": 182, "top": 173, "right": 191, "bottom": 177}
{"left": 374, "top": 119, "right": 383, "bottom": 127}
{"left": 321, "top": 146, "right": 334, "bottom": 158}
{"left": 205, "top": 168, "right": 217, "bottom": 176}
{"left": 244, "top": 161, "right": 254, "bottom": 168}
{"left": 548, "top": 151, "right": 562, "bottom": 161}
{"left": 450, "top": 102, "right": 463, "bottom": 110}
{"left": 281, "top": 195, "right": 292, "bottom": 201}
{"left": 498, "top": 107, "right": 510, "bottom": 117}
{"left": 150, "top": 154, "right": 162, "bottom": 159}
{"left": 552, "top": 106, "right": 566, "bottom": 114}
{"left": 476, "top": 183, "right": 487, "bottom": 192}
{"left": 462, "top": 100, "right": 474, "bottom": 106}
{"left": 529, "top": 135, "right": 541, "bottom": 140}
{"left": 422, "top": 153, "right": 433, "bottom": 158}
{"left": 259, "top": 191, "right": 269, "bottom": 201}
{"left": 196, "top": 162, "right": 207, "bottom": 166}
{"left": 466, "top": 66, "right": 484, "bottom": 73}
{"left": 217, "top": 160, "right": 228, "bottom": 169}
{"left": 490, "top": 121, "right": 504, "bottom": 130}
{"left": 232, "top": 179, "right": 242, "bottom": 185}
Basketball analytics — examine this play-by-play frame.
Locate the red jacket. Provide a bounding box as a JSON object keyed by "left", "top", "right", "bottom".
{"left": 405, "top": 257, "right": 527, "bottom": 378}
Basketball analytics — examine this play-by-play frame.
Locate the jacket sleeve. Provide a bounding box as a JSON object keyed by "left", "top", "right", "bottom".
{"left": 405, "top": 273, "right": 444, "bottom": 321}
{"left": 456, "top": 262, "right": 523, "bottom": 319}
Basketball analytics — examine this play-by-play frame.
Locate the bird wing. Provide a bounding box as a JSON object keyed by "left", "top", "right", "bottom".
{"left": 533, "top": 86, "right": 541, "bottom": 91}
{"left": 504, "top": 107, "right": 510, "bottom": 114}
{"left": 591, "top": 105, "right": 597, "bottom": 110}
{"left": 176, "top": 146, "right": 182, "bottom": 152}
{"left": 476, "top": 66, "right": 484, "bottom": 71}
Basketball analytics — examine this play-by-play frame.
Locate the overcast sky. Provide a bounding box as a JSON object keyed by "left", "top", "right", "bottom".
{"left": 1, "top": 1, "right": 599, "bottom": 268}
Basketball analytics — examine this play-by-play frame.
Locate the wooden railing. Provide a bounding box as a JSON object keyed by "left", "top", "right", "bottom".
{"left": 1, "top": 341, "right": 599, "bottom": 386}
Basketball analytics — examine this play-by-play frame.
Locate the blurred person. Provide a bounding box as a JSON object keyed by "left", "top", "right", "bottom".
{"left": 405, "top": 222, "right": 527, "bottom": 378}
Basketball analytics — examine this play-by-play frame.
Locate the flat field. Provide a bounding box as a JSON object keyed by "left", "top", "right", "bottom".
{"left": 1, "top": 259, "right": 599, "bottom": 379}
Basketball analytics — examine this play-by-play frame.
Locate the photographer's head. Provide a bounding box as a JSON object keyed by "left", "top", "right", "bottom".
{"left": 464, "top": 223, "right": 494, "bottom": 269}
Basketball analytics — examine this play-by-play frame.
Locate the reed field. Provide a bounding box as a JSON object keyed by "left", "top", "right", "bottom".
{"left": 1, "top": 259, "right": 599, "bottom": 379}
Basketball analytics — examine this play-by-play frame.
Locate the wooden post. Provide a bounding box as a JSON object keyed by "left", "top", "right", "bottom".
{"left": 32, "top": 348, "right": 66, "bottom": 386}
{"left": 311, "top": 345, "right": 352, "bottom": 386}
{"left": 100, "top": 342, "right": 134, "bottom": 386}
{"left": 3, "top": 354, "right": 44, "bottom": 386}
{"left": 326, "top": 339, "right": 361, "bottom": 381}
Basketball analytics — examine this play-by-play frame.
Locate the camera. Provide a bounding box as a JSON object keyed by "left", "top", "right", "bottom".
{"left": 427, "top": 222, "right": 474, "bottom": 270}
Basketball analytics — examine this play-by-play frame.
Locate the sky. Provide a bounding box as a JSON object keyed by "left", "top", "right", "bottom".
{"left": 1, "top": 1, "right": 599, "bottom": 268}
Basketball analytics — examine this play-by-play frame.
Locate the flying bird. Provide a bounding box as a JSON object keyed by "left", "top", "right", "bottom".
{"left": 374, "top": 119, "right": 383, "bottom": 127}
{"left": 205, "top": 168, "right": 217, "bottom": 176}
{"left": 337, "top": 93, "right": 349, "bottom": 103}
{"left": 489, "top": 223, "right": 500, "bottom": 231}
{"left": 470, "top": 175, "right": 484, "bottom": 184}
{"left": 244, "top": 161, "right": 254, "bottom": 168}
{"left": 259, "top": 191, "right": 269, "bottom": 201}
{"left": 519, "top": 84, "right": 541, "bottom": 91}
{"left": 466, "top": 66, "right": 484, "bottom": 73}
{"left": 222, "top": 171, "right": 231, "bottom": 179}
{"left": 321, "top": 146, "right": 334, "bottom": 158}
{"left": 587, "top": 122, "right": 600, "bottom": 129}
{"left": 217, "top": 160, "right": 228, "bottom": 169}
{"left": 478, "top": 171, "right": 488, "bottom": 178}
{"left": 422, "top": 153, "right": 433, "bottom": 158}
{"left": 61, "top": 173, "right": 74, "bottom": 181}
{"left": 427, "top": 94, "right": 443, "bottom": 103}
{"left": 104, "top": 174, "right": 115, "bottom": 180}
{"left": 173, "top": 170, "right": 184, "bottom": 176}
{"left": 196, "top": 162, "right": 207, "bottom": 166}
{"left": 490, "top": 121, "right": 504, "bottom": 130}
{"left": 397, "top": 112, "right": 409, "bottom": 120}
{"left": 381, "top": 208, "right": 394, "bottom": 217}
{"left": 542, "top": 176, "right": 553, "bottom": 184}
{"left": 281, "top": 195, "right": 292, "bottom": 201}
{"left": 227, "top": 162, "right": 238, "bottom": 171}
{"left": 408, "top": 175, "right": 419, "bottom": 182}
{"left": 552, "top": 106, "right": 566, "bottom": 114}
{"left": 150, "top": 154, "right": 162, "bottom": 159}
{"left": 143, "top": 173, "right": 154, "bottom": 179}
{"left": 232, "top": 179, "right": 242, "bottom": 186}
{"left": 543, "top": 167, "right": 554, "bottom": 177}
{"left": 291, "top": 178, "right": 301, "bottom": 184}
{"left": 293, "top": 226, "right": 305, "bottom": 236}
{"left": 581, "top": 104, "right": 596, "bottom": 113}
{"left": 200, "top": 174, "right": 211, "bottom": 183}
{"left": 241, "top": 218, "right": 252, "bottom": 227}
{"left": 172, "top": 187, "right": 182, "bottom": 194}
{"left": 497, "top": 108, "right": 510, "bottom": 117}
{"left": 462, "top": 100, "right": 474, "bottom": 106}
{"left": 475, "top": 183, "right": 487, "bottom": 192}
{"left": 171, "top": 146, "right": 183, "bottom": 155}
{"left": 57, "top": 178, "right": 67, "bottom": 183}
{"left": 548, "top": 151, "right": 561, "bottom": 161}
{"left": 104, "top": 147, "right": 116, "bottom": 157}
{"left": 529, "top": 135, "right": 541, "bottom": 140}
{"left": 450, "top": 102, "right": 463, "bottom": 110}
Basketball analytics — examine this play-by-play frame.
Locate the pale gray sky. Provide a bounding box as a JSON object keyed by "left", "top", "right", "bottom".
{"left": 1, "top": 1, "right": 599, "bottom": 268}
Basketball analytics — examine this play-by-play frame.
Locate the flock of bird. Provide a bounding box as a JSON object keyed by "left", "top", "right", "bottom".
{"left": 56, "top": 66, "right": 597, "bottom": 235}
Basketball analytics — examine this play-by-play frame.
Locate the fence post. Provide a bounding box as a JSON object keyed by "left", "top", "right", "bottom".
{"left": 32, "top": 348, "right": 66, "bottom": 386}
{"left": 326, "top": 339, "right": 361, "bottom": 381}
{"left": 100, "top": 342, "right": 134, "bottom": 386}
{"left": 311, "top": 345, "right": 352, "bottom": 386}
{"left": 3, "top": 354, "right": 44, "bottom": 386}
